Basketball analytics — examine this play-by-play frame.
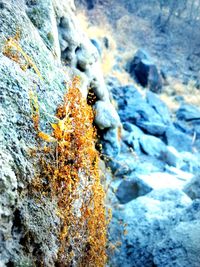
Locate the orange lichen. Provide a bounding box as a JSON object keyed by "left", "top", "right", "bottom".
{"left": 30, "top": 77, "right": 107, "bottom": 266}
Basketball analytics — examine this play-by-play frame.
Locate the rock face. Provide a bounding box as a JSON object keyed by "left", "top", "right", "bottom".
{"left": 0, "top": 0, "right": 118, "bottom": 266}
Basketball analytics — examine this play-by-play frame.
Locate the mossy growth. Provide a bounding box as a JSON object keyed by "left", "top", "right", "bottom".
{"left": 30, "top": 77, "right": 107, "bottom": 266}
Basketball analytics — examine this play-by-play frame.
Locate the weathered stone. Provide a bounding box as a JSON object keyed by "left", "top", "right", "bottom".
{"left": 109, "top": 189, "right": 192, "bottom": 267}
{"left": 129, "top": 49, "right": 162, "bottom": 93}
{"left": 139, "top": 134, "right": 167, "bottom": 157}
{"left": 116, "top": 177, "right": 152, "bottom": 204}
{"left": 184, "top": 175, "right": 200, "bottom": 199}
{"left": 165, "top": 126, "right": 193, "bottom": 152}
{"left": 153, "top": 201, "right": 200, "bottom": 267}
{"left": 94, "top": 100, "right": 120, "bottom": 130}
{"left": 102, "top": 128, "right": 121, "bottom": 157}
{"left": 176, "top": 104, "right": 200, "bottom": 121}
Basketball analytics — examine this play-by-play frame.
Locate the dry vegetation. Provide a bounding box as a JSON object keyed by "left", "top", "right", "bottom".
{"left": 30, "top": 77, "right": 107, "bottom": 266}
{"left": 3, "top": 35, "right": 107, "bottom": 266}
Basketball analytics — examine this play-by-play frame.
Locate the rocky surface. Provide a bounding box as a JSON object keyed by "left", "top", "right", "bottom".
{"left": 0, "top": 0, "right": 118, "bottom": 266}
{"left": 1, "top": 0, "right": 200, "bottom": 266}
{"left": 104, "top": 60, "right": 200, "bottom": 267}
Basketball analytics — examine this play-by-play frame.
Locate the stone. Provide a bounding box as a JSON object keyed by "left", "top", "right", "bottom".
{"left": 123, "top": 122, "right": 143, "bottom": 136}
{"left": 94, "top": 100, "right": 121, "bottom": 130}
{"left": 160, "top": 146, "right": 182, "bottom": 167}
{"left": 184, "top": 175, "right": 200, "bottom": 199}
{"left": 138, "top": 171, "right": 192, "bottom": 191}
{"left": 116, "top": 177, "right": 152, "bottom": 204}
{"left": 165, "top": 165, "right": 194, "bottom": 182}
{"left": 129, "top": 49, "right": 162, "bottom": 93}
{"left": 153, "top": 201, "right": 200, "bottom": 267}
{"left": 165, "top": 126, "right": 193, "bottom": 152}
{"left": 102, "top": 128, "right": 121, "bottom": 157}
{"left": 139, "top": 134, "right": 167, "bottom": 157}
{"left": 146, "top": 91, "right": 171, "bottom": 124}
{"left": 122, "top": 125, "right": 143, "bottom": 152}
{"left": 176, "top": 104, "right": 200, "bottom": 121}
{"left": 0, "top": 1, "right": 118, "bottom": 265}
{"left": 112, "top": 85, "right": 170, "bottom": 135}
{"left": 107, "top": 153, "right": 137, "bottom": 176}
{"left": 109, "top": 189, "right": 192, "bottom": 267}
{"left": 137, "top": 121, "right": 167, "bottom": 135}
{"left": 180, "top": 151, "right": 200, "bottom": 173}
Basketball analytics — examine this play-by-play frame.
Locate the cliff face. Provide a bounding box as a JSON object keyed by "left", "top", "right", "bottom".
{"left": 0, "top": 0, "right": 119, "bottom": 266}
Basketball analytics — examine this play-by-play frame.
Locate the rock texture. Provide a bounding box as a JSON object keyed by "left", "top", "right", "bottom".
{"left": 1, "top": 0, "right": 200, "bottom": 266}
{"left": 106, "top": 64, "right": 200, "bottom": 267}
{"left": 0, "top": 0, "right": 118, "bottom": 266}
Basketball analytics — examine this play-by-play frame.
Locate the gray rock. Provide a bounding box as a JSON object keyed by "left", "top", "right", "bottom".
{"left": 123, "top": 122, "right": 144, "bottom": 136}
{"left": 0, "top": 0, "right": 118, "bottom": 265}
{"left": 146, "top": 91, "right": 171, "bottom": 124}
{"left": 94, "top": 100, "right": 120, "bottom": 130}
{"left": 112, "top": 85, "right": 170, "bottom": 135}
{"left": 107, "top": 153, "right": 137, "bottom": 175}
{"left": 160, "top": 146, "right": 182, "bottom": 167}
{"left": 153, "top": 201, "right": 200, "bottom": 267}
{"left": 137, "top": 121, "right": 167, "bottom": 135}
{"left": 115, "top": 176, "right": 152, "bottom": 204}
{"left": 184, "top": 175, "right": 200, "bottom": 199}
{"left": 177, "top": 104, "right": 200, "bottom": 121}
{"left": 180, "top": 151, "right": 200, "bottom": 173}
{"left": 154, "top": 221, "right": 200, "bottom": 267}
{"left": 139, "top": 134, "right": 167, "bottom": 157}
{"left": 137, "top": 171, "right": 192, "bottom": 191}
{"left": 122, "top": 126, "right": 143, "bottom": 153}
{"left": 109, "top": 189, "right": 192, "bottom": 267}
{"left": 128, "top": 49, "right": 162, "bottom": 93}
{"left": 165, "top": 126, "right": 193, "bottom": 152}
{"left": 102, "top": 128, "right": 121, "bottom": 157}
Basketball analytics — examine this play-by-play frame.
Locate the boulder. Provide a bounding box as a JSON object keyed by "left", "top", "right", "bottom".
{"left": 107, "top": 153, "right": 137, "bottom": 176}
{"left": 160, "top": 146, "right": 182, "bottom": 167}
{"left": 112, "top": 85, "right": 171, "bottom": 135}
{"left": 153, "top": 201, "right": 200, "bottom": 267}
{"left": 176, "top": 104, "right": 200, "bottom": 121}
{"left": 184, "top": 175, "right": 200, "bottom": 199}
{"left": 123, "top": 122, "right": 144, "bottom": 136}
{"left": 122, "top": 125, "right": 143, "bottom": 153}
{"left": 102, "top": 128, "right": 121, "bottom": 157}
{"left": 165, "top": 126, "right": 193, "bottom": 152}
{"left": 129, "top": 49, "right": 162, "bottom": 93}
{"left": 146, "top": 91, "right": 171, "bottom": 124}
{"left": 138, "top": 171, "right": 192, "bottom": 191}
{"left": 116, "top": 177, "right": 152, "bottom": 204}
{"left": 139, "top": 134, "right": 167, "bottom": 157}
{"left": 94, "top": 100, "right": 120, "bottom": 130}
{"left": 109, "top": 189, "right": 192, "bottom": 267}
